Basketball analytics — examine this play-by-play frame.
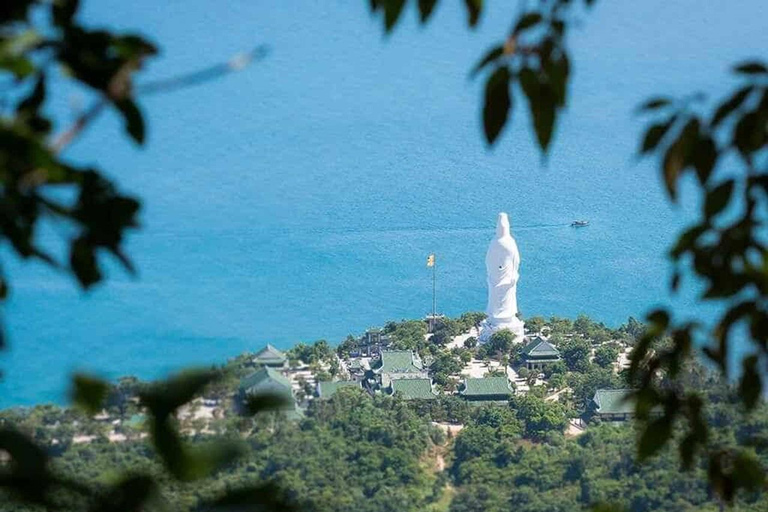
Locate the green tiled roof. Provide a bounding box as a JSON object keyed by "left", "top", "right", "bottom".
{"left": 253, "top": 344, "right": 287, "bottom": 364}
{"left": 461, "top": 376, "right": 513, "bottom": 397}
{"left": 521, "top": 337, "right": 560, "bottom": 359}
{"left": 240, "top": 366, "right": 292, "bottom": 395}
{"left": 317, "top": 380, "right": 360, "bottom": 398}
{"left": 391, "top": 379, "right": 436, "bottom": 400}
{"left": 375, "top": 350, "right": 424, "bottom": 373}
{"left": 593, "top": 389, "right": 634, "bottom": 415}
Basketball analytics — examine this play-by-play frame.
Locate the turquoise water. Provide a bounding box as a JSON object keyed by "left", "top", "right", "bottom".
{"left": 2, "top": 1, "right": 767, "bottom": 407}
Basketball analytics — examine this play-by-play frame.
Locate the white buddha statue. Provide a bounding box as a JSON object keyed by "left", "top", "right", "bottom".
{"left": 479, "top": 212, "right": 526, "bottom": 343}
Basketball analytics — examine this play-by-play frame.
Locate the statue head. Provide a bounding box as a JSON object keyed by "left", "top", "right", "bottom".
{"left": 496, "top": 212, "right": 511, "bottom": 238}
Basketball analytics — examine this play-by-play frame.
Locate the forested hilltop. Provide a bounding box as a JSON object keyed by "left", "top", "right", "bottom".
{"left": 2, "top": 314, "right": 767, "bottom": 512}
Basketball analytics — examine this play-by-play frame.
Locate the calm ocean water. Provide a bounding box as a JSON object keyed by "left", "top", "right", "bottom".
{"left": 1, "top": 1, "right": 766, "bottom": 407}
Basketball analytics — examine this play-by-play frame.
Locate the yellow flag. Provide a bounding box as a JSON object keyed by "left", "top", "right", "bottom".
{"left": 426, "top": 254, "right": 435, "bottom": 267}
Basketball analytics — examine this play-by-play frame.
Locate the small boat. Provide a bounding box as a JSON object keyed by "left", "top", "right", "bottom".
{"left": 571, "top": 220, "right": 589, "bottom": 227}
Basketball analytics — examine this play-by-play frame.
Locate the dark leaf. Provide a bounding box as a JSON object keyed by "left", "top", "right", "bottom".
{"left": 140, "top": 369, "right": 219, "bottom": 419}
{"left": 532, "top": 98, "right": 556, "bottom": 152}
{"left": 544, "top": 53, "right": 570, "bottom": 106}
{"left": 519, "top": 68, "right": 557, "bottom": 153}
{"left": 670, "top": 270, "right": 680, "bottom": 292}
{"left": 646, "top": 309, "right": 670, "bottom": 330}
{"left": 384, "top": 0, "right": 406, "bottom": 32}
{"left": 669, "top": 224, "right": 706, "bottom": 259}
{"left": 732, "top": 450, "right": 766, "bottom": 491}
{"left": 0, "top": 55, "right": 35, "bottom": 78}
{"left": 206, "top": 483, "right": 298, "bottom": 512}
{"left": 90, "top": 475, "right": 155, "bottom": 512}
{"left": 243, "top": 392, "right": 293, "bottom": 415}
{"left": 637, "top": 97, "right": 672, "bottom": 112}
{"left": 482, "top": 66, "right": 511, "bottom": 145}
{"left": 638, "top": 416, "right": 672, "bottom": 460}
{"left": 0, "top": 428, "right": 48, "bottom": 477}
{"left": 733, "top": 111, "right": 766, "bottom": 157}
{"left": 148, "top": 417, "right": 187, "bottom": 479}
{"left": 513, "top": 13, "right": 542, "bottom": 34}
{"left": 70, "top": 237, "right": 101, "bottom": 288}
{"left": 711, "top": 302, "right": 757, "bottom": 375}
{"left": 110, "top": 246, "right": 136, "bottom": 275}
{"left": 639, "top": 117, "right": 674, "bottom": 154}
{"left": 463, "top": 0, "right": 482, "bottom": 27}
{"left": 470, "top": 45, "right": 503, "bottom": 78}
{"left": 0, "top": 276, "right": 8, "bottom": 300}
{"left": 734, "top": 61, "right": 768, "bottom": 75}
{"left": 738, "top": 355, "right": 761, "bottom": 410}
{"left": 708, "top": 454, "right": 733, "bottom": 503}
{"left": 703, "top": 179, "right": 734, "bottom": 218}
{"left": 632, "top": 388, "right": 660, "bottom": 420}
{"left": 417, "top": 0, "right": 438, "bottom": 22}
{"left": 679, "top": 433, "right": 698, "bottom": 470}
{"left": 52, "top": 0, "right": 79, "bottom": 27}
{"left": 0, "top": 0, "right": 35, "bottom": 23}
{"left": 180, "top": 441, "right": 246, "bottom": 481}
{"left": 662, "top": 119, "right": 699, "bottom": 201}
{"left": 692, "top": 135, "right": 717, "bottom": 184}
{"left": 712, "top": 86, "right": 752, "bottom": 126}
{"left": 71, "top": 373, "right": 109, "bottom": 414}
{"left": 114, "top": 99, "right": 145, "bottom": 145}
{"left": 17, "top": 73, "right": 46, "bottom": 115}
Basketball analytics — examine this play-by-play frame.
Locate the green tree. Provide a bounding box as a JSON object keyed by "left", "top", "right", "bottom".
{"left": 542, "top": 359, "right": 567, "bottom": 378}
{"left": 524, "top": 316, "right": 547, "bottom": 334}
{"left": 558, "top": 337, "right": 591, "bottom": 373}
{"left": 431, "top": 318, "right": 461, "bottom": 346}
{"left": 385, "top": 319, "right": 428, "bottom": 351}
{"left": 337, "top": 334, "right": 357, "bottom": 357}
{"left": 593, "top": 344, "right": 620, "bottom": 369}
{"left": 510, "top": 394, "right": 568, "bottom": 440}
{"left": 457, "top": 311, "right": 487, "bottom": 332}
{"left": 431, "top": 352, "right": 464, "bottom": 387}
{"left": 485, "top": 329, "right": 516, "bottom": 357}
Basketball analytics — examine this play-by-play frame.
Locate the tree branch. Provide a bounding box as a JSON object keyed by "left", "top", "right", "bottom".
{"left": 50, "top": 45, "right": 270, "bottom": 154}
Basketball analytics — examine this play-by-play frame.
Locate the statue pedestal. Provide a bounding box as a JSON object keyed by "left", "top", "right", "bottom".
{"left": 479, "top": 317, "right": 526, "bottom": 344}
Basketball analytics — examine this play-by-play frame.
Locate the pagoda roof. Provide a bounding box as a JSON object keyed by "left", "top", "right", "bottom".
{"left": 592, "top": 389, "right": 635, "bottom": 415}
{"left": 374, "top": 350, "right": 424, "bottom": 374}
{"left": 240, "top": 366, "right": 292, "bottom": 395}
{"left": 317, "top": 380, "right": 360, "bottom": 398}
{"left": 521, "top": 337, "right": 561, "bottom": 359}
{"left": 460, "top": 376, "right": 513, "bottom": 397}
{"left": 390, "top": 378, "right": 437, "bottom": 400}
{"left": 253, "top": 344, "right": 287, "bottom": 364}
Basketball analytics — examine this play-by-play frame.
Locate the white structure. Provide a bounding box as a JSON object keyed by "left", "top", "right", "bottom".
{"left": 479, "top": 212, "right": 526, "bottom": 343}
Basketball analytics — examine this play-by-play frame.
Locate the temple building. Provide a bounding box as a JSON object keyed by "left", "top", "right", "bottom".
{"left": 591, "top": 389, "right": 635, "bottom": 421}
{"left": 389, "top": 378, "right": 437, "bottom": 400}
{"left": 252, "top": 344, "right": 288, "bottom": 368}
{"left": 238, "top": 366, "right": 303, "bottom": 419}
{"left": 371, "top": 350, "right": 428, "bottom": 388}
{"left": 521, "top": 336, "right": 561, "bottom": 371}
{"left": 459, "top": 376, "right": 514, "bottom": 403}
{"left": 240, "top": 366, "right": 292, "bottom": 398}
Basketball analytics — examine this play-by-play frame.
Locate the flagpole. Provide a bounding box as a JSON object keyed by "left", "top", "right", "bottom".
{"left": 432, "top": 259, "right": 436, "bottom": 322}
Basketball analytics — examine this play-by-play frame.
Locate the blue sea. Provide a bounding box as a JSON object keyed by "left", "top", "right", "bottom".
{"left": 2, "top": 1, "right": 766, "bottom": 407}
